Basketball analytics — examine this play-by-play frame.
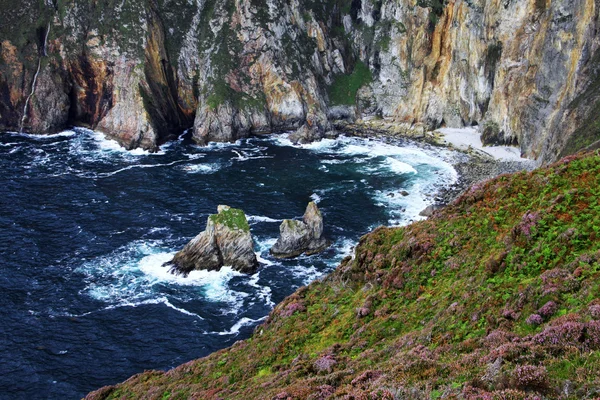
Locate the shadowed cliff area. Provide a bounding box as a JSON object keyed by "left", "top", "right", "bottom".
{"left": 0, "top": 0, "right": 598, "bottom": 160}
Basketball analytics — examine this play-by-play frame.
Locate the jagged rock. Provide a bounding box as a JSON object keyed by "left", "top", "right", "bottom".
{"left": 270, "top": 202, "right": 330, "bottom": 259}
{"left": 288, "top": 124, "right": 324, "bottom": 144}
{"left": 164, "top": 206, "right": 258, "bottom": 275}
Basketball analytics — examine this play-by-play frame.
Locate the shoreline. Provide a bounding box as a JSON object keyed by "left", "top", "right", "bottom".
{"left": 334, "top": 119, "right": 539, "bottom": 207}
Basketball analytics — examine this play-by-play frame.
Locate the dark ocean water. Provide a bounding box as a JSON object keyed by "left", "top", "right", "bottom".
{"left": 0, "top": 129, "right": 458, "bottom": 399}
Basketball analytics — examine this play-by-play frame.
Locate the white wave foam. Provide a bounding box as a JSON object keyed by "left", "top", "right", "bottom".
{"left": 184, "top": 153, "right": 205, "bottom": 160}
{"left": 289, "top": 264, "right": 325, "bottom": 286}
{"left": 267, "top": 133, "right": 295, "bottom": 147}
{"left": 180, "top": 163, "right": 220, "bottom": 174}
{"left": 95, "top": 159, "right": 192, "bottom": 178}
{"left": 320, "top": 158, "right": 364, "bottom": 165}
{"left": 298, "top": 138, "right": 338, "bottom": 151}
{"left": 255, "top": 237, "right": 277, "bottom": 254}
{"left": 335, "top": 238, "right": 356, "bottom": 258}
{"left": 248, "top": 272, "right": 275, "bottom": 307}
{"left": 310, "top": 193, "right": 322, "bottom": 203}
{"left": 199, "top": 139, "right": 243, "bottom": 151}
{"left": 113, "top": 297, "right": 203, "bottom": 320}
{"left": 383, "top": 158, "right": 418, "bottom": 175}
{"left": 214, "top": 316, "right": 266, "bottom": 336}
{"left": 255, "top": 252, "right": 275, "bottom": 267}
{"left": 10, "top": 130, "right": 77, "bottom": 140}
{"left": 78, "top": 240, "right": 247, "bottom": 308}
{"left": 247, "top": 215, "right": 281, "bottom": 224}
{"left": 90, "top": 130, "right": 148, "bottom": 154}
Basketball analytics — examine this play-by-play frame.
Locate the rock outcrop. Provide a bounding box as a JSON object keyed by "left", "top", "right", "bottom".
{"left": 270, "top": 202, "right": 330, "bottom": 258}
{"left": 164, "top": 206, "right": 259, "bottom": 275}
{"left": 1, "top": 0, "right": 599, "bottom": 162}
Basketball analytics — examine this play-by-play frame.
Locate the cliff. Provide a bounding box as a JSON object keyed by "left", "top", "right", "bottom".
{"left": 1, "top": 0, "right": 598, "bottom": 160}
{"left": 87, "top": 150, "right": 600, "bottom": 398}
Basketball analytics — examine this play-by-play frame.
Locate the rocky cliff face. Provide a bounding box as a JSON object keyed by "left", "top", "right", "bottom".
{"left": 1, "top": 0, "right": 598, "bottom": 160}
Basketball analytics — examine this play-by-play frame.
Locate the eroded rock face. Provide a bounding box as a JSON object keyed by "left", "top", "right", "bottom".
{"left": 0, "top": 0, "right": 598, "bottom": 162}
{"left": 270, "top": 202, "right": 330, "bottom": 259}
{"left": 165, "top": 206, "right": 259, "bottom": 275}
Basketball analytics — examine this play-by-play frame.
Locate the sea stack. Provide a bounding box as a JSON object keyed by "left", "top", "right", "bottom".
{"left": 164, "top": 206, "right": 259, "bottom": 275}
{"left": 270, "top": 202, "right": 331, "bottom": 258}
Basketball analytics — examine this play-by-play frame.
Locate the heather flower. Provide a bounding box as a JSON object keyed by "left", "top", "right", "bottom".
{"left": 351, "top": 370, "right": 383, "bottom": 386}
{"left": 311, "top": 385, "right": 335, "bottom": 399}
{"left": 589, "top": 304, "right": 600, "bottom": 319}
{"left": 484, "top": 329, "right": 517, "bottom": 348}
{"left": 585, "top": 320, "right": 600, "bottom": 349}
{"left": 502, "top": 309, "right": 519, "bottom": 320}
{"left": 537, "top": 301, "right": 557, "bottom": 318}
{"left": 518, "top": 211, "right": 540, "bottom": 238}
{"left": 281, "top": 301, "right": 306, "bottom": 317}
{"left": 526, "top": 314, "right": 543, "bottom": 326}
{"left": 540, "top": 268, "right": 579, "bottom": 295}
{"left": 533, "top": 321, "right": 585, "bottom": 347}
{"left": 356, "top": 306, "right": 370, "bottom": 318}
{"left": 512, "top": 365, "right": 548, "bottom": 391}
{"left": 314, "top": 354, "right": 337, "bottom": 373}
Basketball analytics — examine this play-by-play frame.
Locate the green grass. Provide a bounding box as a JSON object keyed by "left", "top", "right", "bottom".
{"left": 209, "top": 207, "right": 250, "bottom": 232}
{"left": 327, "top": 61, "right": 373, "bottom": 106}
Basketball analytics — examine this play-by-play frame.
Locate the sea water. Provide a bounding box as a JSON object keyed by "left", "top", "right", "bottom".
{"left": 0, "top": 129, "right": 459, "bottom": 398}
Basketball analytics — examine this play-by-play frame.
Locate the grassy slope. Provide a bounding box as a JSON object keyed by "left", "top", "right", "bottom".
{"left": 89, "top": 152, "right": 600, "bottom": 400}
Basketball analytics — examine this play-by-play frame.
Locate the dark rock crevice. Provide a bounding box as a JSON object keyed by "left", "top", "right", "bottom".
{"left": 139, "top": 0, "right": 196, "bottom": 145}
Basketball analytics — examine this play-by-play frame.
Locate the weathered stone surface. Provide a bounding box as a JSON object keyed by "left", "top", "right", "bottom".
{"left": 270, "top": 202, "right": 330, "bottom": 259}
{"left": 0, "top": 0, "right": 598, "bottom": 162}
{"left": 419, "top": 205, "right": 441, "bottom": 218}
{"left": 165, "top": 206, "right": 259, "bottom": 275}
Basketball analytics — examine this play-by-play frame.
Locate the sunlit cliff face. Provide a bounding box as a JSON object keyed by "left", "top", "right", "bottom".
{"left": 1, "top": 0, "right": 598, "bottom": 161}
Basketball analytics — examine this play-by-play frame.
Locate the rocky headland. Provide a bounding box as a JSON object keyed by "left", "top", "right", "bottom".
{"left": 164, "top": 206, "right": 259, "bottom": 275}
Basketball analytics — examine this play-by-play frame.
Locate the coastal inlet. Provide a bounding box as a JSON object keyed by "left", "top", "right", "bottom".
{"left": 0, "top": 129, "right": 459, "bottom": 398}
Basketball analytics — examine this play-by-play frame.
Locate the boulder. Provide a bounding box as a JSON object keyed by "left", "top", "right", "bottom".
{"left": 419, "top": 204, "right": 441, "bottom": 217}
{"left": 164, "top": 206, "right": 259, "bottom": 275}
{"left": 270, "top": 202, "right": 331, "bottom": 258}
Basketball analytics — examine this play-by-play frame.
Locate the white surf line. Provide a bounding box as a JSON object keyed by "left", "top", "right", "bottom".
{"left": 95, "top": 158, "right": 195, "bottom": 178}
{"left": 212, "top": 316, "right": 267, "bottom": 336}
{"left": 62, "top": 297, "right": 204, "bottom": 320}
{"left": 20, "top": 22, "right": 51, "bottom": 133}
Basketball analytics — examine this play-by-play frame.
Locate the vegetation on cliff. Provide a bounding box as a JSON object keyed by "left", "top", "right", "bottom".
{"left": 328, "top": 61, "right": 373, "bottom": 106}
{"left": 88, "top": 151, "right": 600, "bottom": 399}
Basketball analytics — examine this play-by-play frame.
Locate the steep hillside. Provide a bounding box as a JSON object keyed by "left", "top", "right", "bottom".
{"left": 88, "top": 152, "right": 600, "bottom": 399}
{"left": 1, "top": 0, "right": 598, "bottom": 160}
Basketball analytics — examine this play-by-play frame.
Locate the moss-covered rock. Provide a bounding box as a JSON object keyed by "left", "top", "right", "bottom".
{"left": 165, "top": 206, "right": 258, "bottom": 275}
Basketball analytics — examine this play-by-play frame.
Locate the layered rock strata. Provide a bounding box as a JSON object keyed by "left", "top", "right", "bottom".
{"left": 0, "top": 0, "right": 598, "bottom": 162}
{"left": 164, "top": 206, "right": 259, "bottom": 275}
{"left": 270, "top": 202, "right": 330, "bottom": 258}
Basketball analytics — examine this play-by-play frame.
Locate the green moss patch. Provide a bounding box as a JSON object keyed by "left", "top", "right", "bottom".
{"left": 209, "top": 207, "right": 250, "bottom": 232}
{"left": 327, "top": 60, "right": 373, "bottom": 106}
